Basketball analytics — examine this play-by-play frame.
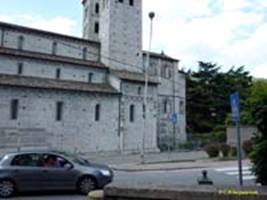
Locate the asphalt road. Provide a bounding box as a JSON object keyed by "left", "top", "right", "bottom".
{"left": 11, "top": 164, "right": 256, "bottom": 200}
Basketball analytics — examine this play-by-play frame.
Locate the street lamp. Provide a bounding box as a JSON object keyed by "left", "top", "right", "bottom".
{"left": 141, "top": 12, "right": 155, "bottom": 164}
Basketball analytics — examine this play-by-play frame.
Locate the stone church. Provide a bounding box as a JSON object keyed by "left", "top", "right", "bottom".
{"left": 0, "top": 0, "right": 186, "bottom": 154}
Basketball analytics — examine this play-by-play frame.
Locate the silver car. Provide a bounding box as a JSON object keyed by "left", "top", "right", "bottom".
{"left": 0, "top": 151, "right": 113, "bottom": 198}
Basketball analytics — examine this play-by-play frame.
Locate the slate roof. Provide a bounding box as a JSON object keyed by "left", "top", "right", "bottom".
{"left": 111, "top": 69, "right": 159, "bottom": 85}
{"left": 0, "top": 74, "right": 119, "bottom": 95}
{"left": 0, "top": 47, "right": 107, "bottom": 70}
{"left": 142, "top": 51, "right": 179, "bottom": 62}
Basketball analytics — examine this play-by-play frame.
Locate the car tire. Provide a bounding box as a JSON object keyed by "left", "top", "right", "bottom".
{"left": 0, "top": 179, "right": 16, "bottom": 198}
{"left": 77, "top": 176, "right": 97, "bottom": 195}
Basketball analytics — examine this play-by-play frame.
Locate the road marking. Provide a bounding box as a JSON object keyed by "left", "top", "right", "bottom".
{"left": 215, "top": 166, "right": 250, "bottom": 172}
{"left": 215, "top": 166, "right": 256, "bottom": 181}
{"left": 243, "top": 175, "right": 257, "bottom": 180}
{"left": 226, "top": 170, "right": 252, "bottom": 175}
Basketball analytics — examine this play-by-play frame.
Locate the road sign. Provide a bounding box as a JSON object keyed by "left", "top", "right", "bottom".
{"left": 170, "top": 113, "right": 177, "bottom": 125}
{"left": 230, "top": 91, "right": 243, "bottom": 186}
{"left": 230, "top": 92, "right": 240, "bottom": 123}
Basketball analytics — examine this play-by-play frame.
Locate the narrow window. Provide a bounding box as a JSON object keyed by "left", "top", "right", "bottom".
{"left": 52, "top": 41, "right": 57, "bottom": 55}
{"left": 119, "top": 0, "right": 123, "bottom": 2}
{"left": 18, "top": 35, "right": 24, "bottom": 50}
{"left": 10, "top": 99, "right": 19, "bottom": 120}
{"left": 17, "top": 63, "right": 23, "bottom": 75}
{"left": 129, "top": 0, "right": 134, "bottom": 6}
{"left": 180, "top": 101, "right": 185, "bottom": 114}
{"left": 163, "top": 99, "right": 168, "bottom": 113}
{"left": 130, "top": 104, "right": 135, "bottom": 122}
{"left": 56, "top": 101, "right": 63, "bottom": 121}
{"left": 83, "top": 47, "right": 87, "bottom": 60}
{"left": 95, "top": 104, "right": 100, "bottom": 121}
{"left": 94, "top": 22, "right": 99, "bottom": 34}
{"left": 138, "top": 87, "right": 142, "bottom": 95}
{"left": 56, "top": 68, "right": 61, "bottom": 79}
{"left": 95, "top": 3, "right": 100, "bottom": 14}
{"left": 88, "top": 72, "right": 93, "bottom": 83}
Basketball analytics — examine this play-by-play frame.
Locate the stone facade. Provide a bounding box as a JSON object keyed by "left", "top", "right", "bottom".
{"left": 0, "top": 86, "right": 120, "bottom": 153}
{"left": 83, "top": 0, "right": 143, "bottom": 72}
{"left": 0, "top": 0, "right": 186, "bottom": 154}
{"left": 143, "top": 52, "right": 186, "bottom": 149}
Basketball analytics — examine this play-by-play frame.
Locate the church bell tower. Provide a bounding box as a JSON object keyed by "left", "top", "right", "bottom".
{"left": 82, "top": 0, "right": 143, "bottom": 72}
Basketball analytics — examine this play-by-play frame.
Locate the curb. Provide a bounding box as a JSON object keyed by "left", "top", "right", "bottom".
{"left": 112, "top": 165, "right": 207, "bottom": 172}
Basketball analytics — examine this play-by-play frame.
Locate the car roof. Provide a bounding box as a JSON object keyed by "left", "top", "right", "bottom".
{"left": 3, "top": 150, "right": 65, "bottom": 157}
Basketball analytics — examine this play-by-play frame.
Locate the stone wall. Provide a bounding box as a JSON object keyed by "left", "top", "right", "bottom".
{"left": 227, "top": 126, "right": 258, "bottom": 147}
{"left": 0, "top": 25, "right": 100, "bottom": 62}
{"left": 98, "top": 0, "right": 143, "bottom": 72}
{"left": 102, "top": 184, "right": 267, "bottom": 200}
{"left": 0, "top": 86, "right": 120, "bottom": 153}
{"left": 119, "top": 81, "right": 158, "bottom": 153}
{"left": 146, "top": 55, "right": 187, "bottom": 149}
{"left": 0, "top": 55, "right": 107, "bottom": 84}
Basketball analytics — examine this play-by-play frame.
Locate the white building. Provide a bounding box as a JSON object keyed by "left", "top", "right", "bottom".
{"left": 0, "top": 0, "right": 186, "bottom": 154}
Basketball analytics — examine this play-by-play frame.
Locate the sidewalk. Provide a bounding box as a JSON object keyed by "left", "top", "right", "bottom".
{"left": 111, "top": 159, "right": 252, "bottom": 172}
{"left": 87, "top": 151, "right": 208, "bottom": 166}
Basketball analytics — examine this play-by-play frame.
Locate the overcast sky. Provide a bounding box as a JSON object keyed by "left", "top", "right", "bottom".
{"left": 0, "top": 0, "right": 266, "bottom": 78}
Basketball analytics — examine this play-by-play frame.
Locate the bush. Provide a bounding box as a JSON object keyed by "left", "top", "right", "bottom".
{"left": 204, "top": 143, "right": 220, "bottom": 158}
{"left": 220, "top": 143, "right": 231, "bottom": 158}
{"left": 242, "top": 140, "right": 253, "bottom": 156}
{"left": 230, "top": 146, "right": 237, "bottom": 157}
{"left": 213, "top": 131, "right": 226, "bottom": 143}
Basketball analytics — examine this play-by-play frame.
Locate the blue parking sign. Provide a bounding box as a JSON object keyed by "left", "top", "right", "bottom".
{"left": 230, "top": 92, "right": 240, "bottom": 123}
{"left": 170, "top": 113, "right": 178, "bottom": 125}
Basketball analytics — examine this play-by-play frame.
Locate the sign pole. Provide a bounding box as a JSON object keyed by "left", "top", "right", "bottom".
{"left": 237, "top": 121, "right": 243, "bottom": 186}
{"left": 230, "top": 92, "right": 243, "bottom": 186}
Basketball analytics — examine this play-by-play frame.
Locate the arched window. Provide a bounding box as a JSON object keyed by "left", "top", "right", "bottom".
{"left": 95, "top": 3, "right": 100, "bottom": 14}
{"left": 88, "top": 72, "right": 93, "bottom": 83}
{"left": 17, "top": 63, "right": 23, "bottom": 75}
{"left": 83, "top": 47, "right": 87, "bottom": 60}
{"left": 163, "top": 99, "right": 169, "bottom": 113}
{"left": 94, "top": 22, "right": 99, "bottom": 33}
{"left": 130, "top": 104, "right": 135, "bottom": 122}
{"left": 138, "top": 87, "right": 142, "bottom": 95}
{"left": 56, "top": 68, "right": 61, "bottom": 79}
{"left": 52, "top": 41, "right": 57, "bottom": 55}
{"left": 95, "top": 104, "right": 100, "bottom": 121}
{"left": 18, "top": 35, "right": 24, "bottom": 50}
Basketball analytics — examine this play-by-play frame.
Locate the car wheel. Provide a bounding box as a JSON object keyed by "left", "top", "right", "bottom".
{"left": 77, "top": 176, "right": 97, "bottom": 195}
{"left": 0, "top": 179, "right": 16, "bottom": 198}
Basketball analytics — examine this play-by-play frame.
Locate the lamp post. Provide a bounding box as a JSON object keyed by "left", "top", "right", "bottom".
{"left": 141, "top": 12, "right": 155, "bottom": 164}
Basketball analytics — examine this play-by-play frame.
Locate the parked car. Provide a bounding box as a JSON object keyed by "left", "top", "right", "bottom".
{"left": 0, "top": 151, "right": 113, "bottom": 198}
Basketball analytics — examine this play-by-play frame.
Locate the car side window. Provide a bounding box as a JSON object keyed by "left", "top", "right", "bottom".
{"left": 42, "top": 154, "right": 71, "bottom": 168}
{"left": 11, "top": 154, "right": 43, "bottom": 167}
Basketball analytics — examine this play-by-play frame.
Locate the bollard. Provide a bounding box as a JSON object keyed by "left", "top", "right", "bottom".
{"left": 88, "top": 190, "right": 104, "bottom": 200}
{"left": 197, "top": 170, "right": 213, "bottom": 185}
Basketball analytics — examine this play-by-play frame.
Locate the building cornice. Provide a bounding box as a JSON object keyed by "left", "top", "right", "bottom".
{"left": 0, "top": 74, "right": 119, "bottom": 95}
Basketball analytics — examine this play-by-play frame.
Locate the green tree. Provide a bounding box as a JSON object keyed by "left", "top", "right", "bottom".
{"left": 249, "top": 80, "right": 267, "bottom": 184}
{"left": 186, "top": 62, "right": 252, "bottom": 135}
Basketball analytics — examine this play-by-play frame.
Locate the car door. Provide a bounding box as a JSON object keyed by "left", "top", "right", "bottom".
{"left": 41, "top": 154, "right": 79, "bottom": 190}
{"left": 10, "top": 153, "right": 44, "bottom": 192}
